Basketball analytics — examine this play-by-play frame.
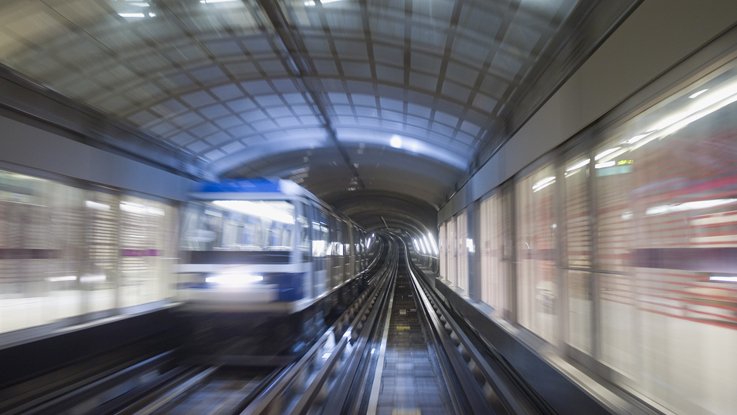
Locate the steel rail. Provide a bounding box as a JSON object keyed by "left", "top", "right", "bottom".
{"left": 405, "top": 246, "right": 551, "bottom": 415}
{"left": 241, "top": 238, "right": 399, "bottom": 415}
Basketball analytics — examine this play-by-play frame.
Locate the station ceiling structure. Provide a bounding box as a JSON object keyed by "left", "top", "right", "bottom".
{"left": 0, "top": 0, "right": 637, "bottom": 233}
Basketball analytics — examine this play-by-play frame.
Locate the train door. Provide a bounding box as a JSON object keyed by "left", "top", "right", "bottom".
{"left": 328, "top": 215, "right": 341, "bottom": 287}
{"left": 296, "top": 201, "right": 313, "bottom": 299}
{"left": 347, "top": 224, "right": 355, "bottom": 279}
{"left": 311, "top": 206, "right": 328, "bottom": 296}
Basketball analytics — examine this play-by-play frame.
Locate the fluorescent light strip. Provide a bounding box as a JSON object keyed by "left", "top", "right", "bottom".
{"left": 47, "top": 276, "right": 77, "bottom": 282}
{"left": 646, "top": 198, "right": 737, "bottom": 215}
{"left": 532, "top": 176, "right": 556, "bottom": 192}
{"left": 594, "top": 147, "right": 621, "bottom": 161}
{"left": 565, "top": 158, "right": 590, "bottom": 172}
{"left": 688, "top": 89, "right": 709, "bottom": 99}
{"left": 305, "top": 0, "right": 342, "bottom": 6}
{"left": 121, "top": 202, "right": 165, "bottom": 216}
{"left": 594, "top": 161, "right": 615, "bottom": 169}
{"left": 80, "top": 274, "right": 106, "bottom": 283}
{"left": 85, "top": 200, "right": 110, "bottom": 211}
{"left": 632, "top": 80, "right": 737, "bottom": 151}
{"left": 710, "top": 275, "right": 737, "bottom": 283}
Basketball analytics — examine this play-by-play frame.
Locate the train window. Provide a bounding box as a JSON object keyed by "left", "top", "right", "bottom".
{"left": 311, "top": 209, "right": 329, "bottom": 258}
{"left": 181, "top": 200, "right": 295, "bottom": 251}
{"left": 297, "top": 202, "right": 310, "bottom": 255}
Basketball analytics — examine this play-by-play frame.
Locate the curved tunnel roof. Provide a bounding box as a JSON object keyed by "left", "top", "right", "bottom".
{"left": 0, "top": 0, "right": 635, "bottom": 234}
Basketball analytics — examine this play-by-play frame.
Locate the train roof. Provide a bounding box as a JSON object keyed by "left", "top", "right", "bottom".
{"left": 195, "top": 178, "right": 320, "bottom": 205}
{"left": 193, "top": 178, "right": 362, "bottom": 230}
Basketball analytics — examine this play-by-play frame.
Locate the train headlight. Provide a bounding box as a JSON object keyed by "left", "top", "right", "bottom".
{"left": 206, "top": 273, "right": 263, "bottom": 288}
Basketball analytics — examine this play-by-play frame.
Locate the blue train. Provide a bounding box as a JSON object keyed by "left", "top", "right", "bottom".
{"left": 176, "top": 178, "right": 369, "bottom": 313}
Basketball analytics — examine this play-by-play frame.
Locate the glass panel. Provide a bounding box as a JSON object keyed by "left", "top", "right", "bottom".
{"left": 0, "top": 171, "right": 83, "bottom": 333}
{"left": 311, "top": 206, "right": 328, "bottom": 295}
{"left": 599, "top": 272, "right": 637, "bottom": 375}
{"left": 480, "top": 193, "right": 508, "bottom": 317}
{"left": 181, "top": 200, "right": 295, "bottom": 251}
{"left": 567, "top": 270, "right": 592, "bottom": 353}
{"left": 84, "top": 190, "right": 118, "bottom": 313}
{"left": 563, "top": 153, "right": 593, "bottom": 353}
{"left": 119, "top": 195, "right": 174, "bottom": 308}
{"left": 329, "top": 216, "right": 342, "bottom": 288}
{"left": 564, "top": 155, "right": 591, "bottom": 268}
{"left": 439, "top": 222, "right": 447, "bottom": 279}
{"left": 456, "top": 210, "right": 469, "bottom": 292}
{"left": 297, "top": 203, "right": 310, "bottom": 254}
{"left": 594, "top": 59, "right": 737, "bottom": 414}
{"left": 516, "top": 164, "right": 558, "bottom": 342}
{"left": 447, "top": 217, "right": 457, "bottom": 286}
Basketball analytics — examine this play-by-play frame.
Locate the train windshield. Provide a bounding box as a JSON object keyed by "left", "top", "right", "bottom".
{"left": 181, "top": 200, "right": 295, "bottom": 251}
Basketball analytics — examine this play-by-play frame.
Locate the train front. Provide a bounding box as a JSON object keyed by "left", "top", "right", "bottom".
{"left": 176, "top": 180, "right": 308, "bottom": 313}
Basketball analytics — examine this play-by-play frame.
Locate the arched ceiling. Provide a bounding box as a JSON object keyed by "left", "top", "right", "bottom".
{"left": 0, "top": 0, "right": 637, "bottom": 232}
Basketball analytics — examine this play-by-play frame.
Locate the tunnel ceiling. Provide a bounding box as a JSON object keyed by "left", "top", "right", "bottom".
{"left": 0, "top": 0, "right": 636, "bottom": 231}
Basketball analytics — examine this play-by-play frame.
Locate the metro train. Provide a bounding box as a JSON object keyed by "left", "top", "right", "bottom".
{"left": 176, "top": 178, "right": 370, "bottom": 313}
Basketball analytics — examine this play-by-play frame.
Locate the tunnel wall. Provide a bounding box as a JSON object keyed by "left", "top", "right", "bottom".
{"left": 440, "top": 0, "right": 737, "bottom": 222}
{"left": 0, "top": 113, "right": 194, "bottom": 201}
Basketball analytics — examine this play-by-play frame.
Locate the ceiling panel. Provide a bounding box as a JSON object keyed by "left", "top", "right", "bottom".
{"left": 0, "top": 0, "right": 638, "bottom": 228}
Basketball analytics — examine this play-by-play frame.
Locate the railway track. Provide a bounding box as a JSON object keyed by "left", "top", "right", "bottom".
{"left": 3, "top": 237, "right": 548, "bottom": 414}
{"left": 243, "top": 236, "right": 550, "bottom": 415}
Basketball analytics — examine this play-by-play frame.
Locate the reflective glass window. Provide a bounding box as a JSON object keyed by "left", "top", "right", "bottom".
{"left": 594, "top": 60, "right": 737, "bottom": 414}
{"left": 563, "top": 153, "right": 593, "bottom": 353}
{"left": 516, "top": 164, "right": 558, "bottom": 343}
{"left": 479, "top": 193, "right": 508, "bottom": 316}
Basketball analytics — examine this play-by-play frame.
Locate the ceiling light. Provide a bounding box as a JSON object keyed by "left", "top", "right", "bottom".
{"left": 85, "top": 200, "right": 111, "bottom": 211}
{"left": 594, "top": 147, "right": 621, "bottom": 161}
{"left": 688, "top": 89, "right": 708, "bottom": 99}
{"left": 532, "top": 176, "right": 555, "bottom": 192}
{"left": 565, "top": 158, "right": 590, "bottom": 172}
{"left": 625, "top": 132, "right": 653, "bottom": 145}
{"left": 121, "top": 201, "right": 165, "bottom": 216}
{"left": 594, "top": 161, "right": 616, "bottom": 169}
{"left": 389, "top": 135, "right": 402, "bottom": 149}
{"left": 305, "top": 0, "right": 342, "bottom": 6}
{"left": 118, "top": 12, "right": 145, "bottom": 18}
{"left": 710, "top": 275, "right": 737, "bottom": 282}
{"left": 646, "top": 198, "right": 737, "bottom": 216}
{"left": 47, "top": 276, "right": 77, "bottom": 282}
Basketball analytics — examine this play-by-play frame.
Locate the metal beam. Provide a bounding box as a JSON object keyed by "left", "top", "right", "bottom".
{"left": 254, "top": 0, "right": 365, "bottom": 190}
{"left": 0, "top": 66, "right": 209, "bottom": 180}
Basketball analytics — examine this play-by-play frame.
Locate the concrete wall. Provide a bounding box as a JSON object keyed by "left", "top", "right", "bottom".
{"left": 440, "top": 0, "right": 737, "bottom": 222}
{"left": 0, "top": 114, "right": 194, "bottom": 201}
